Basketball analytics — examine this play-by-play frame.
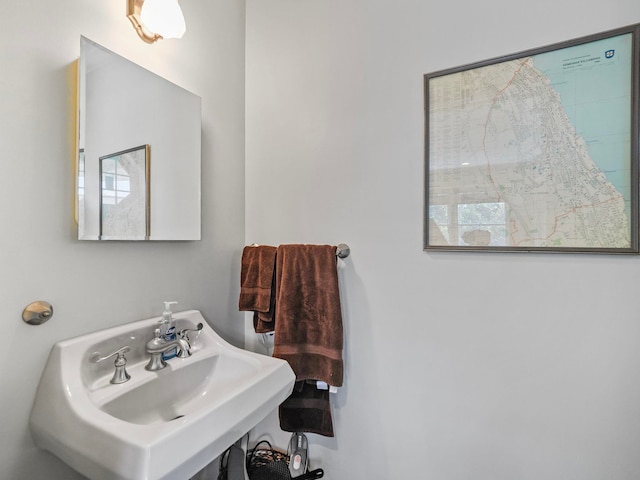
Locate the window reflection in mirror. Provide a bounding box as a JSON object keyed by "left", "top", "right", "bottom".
{"left": 429, "top": 200, "right": 507, "bottom": 247}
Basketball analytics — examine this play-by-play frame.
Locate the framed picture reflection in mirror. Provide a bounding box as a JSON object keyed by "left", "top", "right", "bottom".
{"left": 99, "top": 144, "right": 150, "bottom": 240}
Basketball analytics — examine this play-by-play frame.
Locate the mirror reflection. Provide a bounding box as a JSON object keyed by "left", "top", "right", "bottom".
{"left": 99, "top": 145, "right": 149, "bottom": 240}
{"left": 77, "top": 37, "right": 201, "bottom": 240}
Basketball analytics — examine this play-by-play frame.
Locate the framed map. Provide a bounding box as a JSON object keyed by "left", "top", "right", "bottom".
{"left": 424, "top": 24, "right": 639, "bottom": 253}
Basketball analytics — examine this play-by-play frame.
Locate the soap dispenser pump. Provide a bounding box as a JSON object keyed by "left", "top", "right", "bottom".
{"left": 159, "top": 301, "right": 178, "bottom": 360}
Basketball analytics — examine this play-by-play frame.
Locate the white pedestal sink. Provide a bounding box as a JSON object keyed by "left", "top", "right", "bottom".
{"left": 29, "top": 310, "right": 295, "bottom": 480}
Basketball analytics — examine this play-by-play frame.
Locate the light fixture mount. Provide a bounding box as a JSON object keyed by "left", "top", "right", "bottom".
{"left": 127, "top": 0, "right": 162, "bottom": 43}
{"left": 127, "top": 0, "right": 186, "bottom": 43}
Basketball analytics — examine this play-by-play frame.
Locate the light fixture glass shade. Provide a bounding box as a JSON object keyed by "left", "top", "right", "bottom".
{"left": 140, "top": 0, "right": 186, "bottom": 39}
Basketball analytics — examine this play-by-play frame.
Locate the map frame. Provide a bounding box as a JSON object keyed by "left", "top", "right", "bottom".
{"left": 424, "top": 24, "right": 640, "bottom": 254}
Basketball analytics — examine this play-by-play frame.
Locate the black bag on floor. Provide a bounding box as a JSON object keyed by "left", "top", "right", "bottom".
{"left": 246, "top": 441, "right": 291, "bottom": 480}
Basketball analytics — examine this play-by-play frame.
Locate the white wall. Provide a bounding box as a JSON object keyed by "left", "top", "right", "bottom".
{"left": 246, "top": 1, "right": 640, "bottom": 479}
{"left": 0, "top": 0, "right": 245, "bottom": 478}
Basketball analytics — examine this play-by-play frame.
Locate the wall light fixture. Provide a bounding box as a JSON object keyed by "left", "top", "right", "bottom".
{"left": 127, "top": 0, "right": 186, "bottom": 43}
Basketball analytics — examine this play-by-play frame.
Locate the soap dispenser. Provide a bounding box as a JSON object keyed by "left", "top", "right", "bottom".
{"left": 159, "top": 301, "right": 178, "bottom": 360}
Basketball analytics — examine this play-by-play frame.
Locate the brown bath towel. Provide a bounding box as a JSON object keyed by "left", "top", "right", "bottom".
{"left": 273, "top": 244, "right": 344, "bottom": 387}
{"left": 273, "top": 244, "right": 344, "bottom": 437}
{"left": 239, "top": 245, "right": 277, "bottom": 333}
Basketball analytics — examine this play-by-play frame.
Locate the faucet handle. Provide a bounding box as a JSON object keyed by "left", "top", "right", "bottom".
{"left": 176, "top": 323, "right": 203, "bottom": 358}
{"left": 90, "top": 346, "right": 132, "bottom": 384}
{"left": 90, "top": 346, "right": 131, "bottom": 364}
{"left": 178, "top": 323, "right": 203, "bottom": 342}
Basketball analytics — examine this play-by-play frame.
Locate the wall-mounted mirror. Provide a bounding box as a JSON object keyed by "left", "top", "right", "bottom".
{"left": 77, "top": 37, "right": 201, "bottom": 240}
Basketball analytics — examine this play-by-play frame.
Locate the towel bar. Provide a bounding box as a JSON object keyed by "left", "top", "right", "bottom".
{"left": 250, "top": 243, "right": 351, "bottom": 259}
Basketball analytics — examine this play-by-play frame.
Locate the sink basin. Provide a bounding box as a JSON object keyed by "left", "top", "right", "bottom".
{"left": 29, "top": 310, "right": 295, "bottom": 480}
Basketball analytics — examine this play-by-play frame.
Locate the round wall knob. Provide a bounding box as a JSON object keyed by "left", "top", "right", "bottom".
{"left": 22, "top": 301, "right": 54, "bottom": 325}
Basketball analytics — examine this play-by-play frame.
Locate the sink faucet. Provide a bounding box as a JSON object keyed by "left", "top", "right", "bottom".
{"left": 145, "top": 329, "right": 191, "bottom": 371}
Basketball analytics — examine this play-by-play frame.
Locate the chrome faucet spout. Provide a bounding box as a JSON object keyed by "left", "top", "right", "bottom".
{"left": 145, "top": 332, "right": 191, "bottom": 371}
{"left": 146, "top": 337, "right": 190, "bottom": 355}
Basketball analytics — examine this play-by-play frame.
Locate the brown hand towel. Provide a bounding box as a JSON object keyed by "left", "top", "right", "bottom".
{"left": 273, "top": 244, "right": 344, "bottom": 387}
{"left": 239, "top": 245, "right": 277, "bottom": 333}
